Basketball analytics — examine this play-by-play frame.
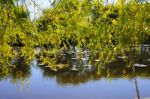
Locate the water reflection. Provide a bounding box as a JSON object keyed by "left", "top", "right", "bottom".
{"left": 0, "top": 57, "right": 31, "bottom": 85}
{"left": 0, "top": 45, "right": 150, "bottom": 99}
{"left": 36, "top": 45, "right": 150, "bottom": 85}
{"left": 38, "top": 59, "right": 150, "bottom": 85}
{"left": 1, "top": 45, "right": 150, "bottom": 85}
{"left": 0, "top": 49, "right": 150, "bottom": 85}
{"left": 2, "top": 61, "right": 150, "bottom": 99}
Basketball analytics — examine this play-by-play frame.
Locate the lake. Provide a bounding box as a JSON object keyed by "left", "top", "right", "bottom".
{"left": 0, "top": 45, "right": 150, "bottom": 99}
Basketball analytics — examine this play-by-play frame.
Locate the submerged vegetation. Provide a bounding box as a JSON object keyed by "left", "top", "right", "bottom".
{"left": 0, "top": 0, "right": 150, "bottom": 75}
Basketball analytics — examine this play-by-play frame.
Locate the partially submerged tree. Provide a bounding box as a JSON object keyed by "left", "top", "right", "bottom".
{"left": 0, "top": 0, "right": 150, "bottom": 72}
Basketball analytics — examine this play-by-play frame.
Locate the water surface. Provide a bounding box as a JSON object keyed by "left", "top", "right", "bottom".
{"left": 0, "top": 45, "right": 150, "bottom": 99}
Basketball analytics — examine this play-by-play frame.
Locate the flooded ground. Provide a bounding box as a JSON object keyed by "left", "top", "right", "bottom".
{"left": 0, "top": 45, "right": 150, "bottom": 99}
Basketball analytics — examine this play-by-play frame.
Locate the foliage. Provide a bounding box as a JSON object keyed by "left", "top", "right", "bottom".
{"left": 0, "top": 0, "right": 150, "bottom": 73}
{"left": 0, "top": 0, "right": 37, "bottom": 74}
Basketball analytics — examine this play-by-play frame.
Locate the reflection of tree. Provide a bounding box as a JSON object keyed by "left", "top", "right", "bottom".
{"left": 10, "top": 57, "right": 31, "bottom": 81}
{"left": 0, "top": 57, "right": 31, "bottom": 89}
{"left": 38, "top": 57, "right": 150, "bottom": 85}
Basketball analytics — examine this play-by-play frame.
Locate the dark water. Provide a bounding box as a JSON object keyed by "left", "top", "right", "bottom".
{"left": 0, "top": 45, "right": 150, "bottom": 99}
